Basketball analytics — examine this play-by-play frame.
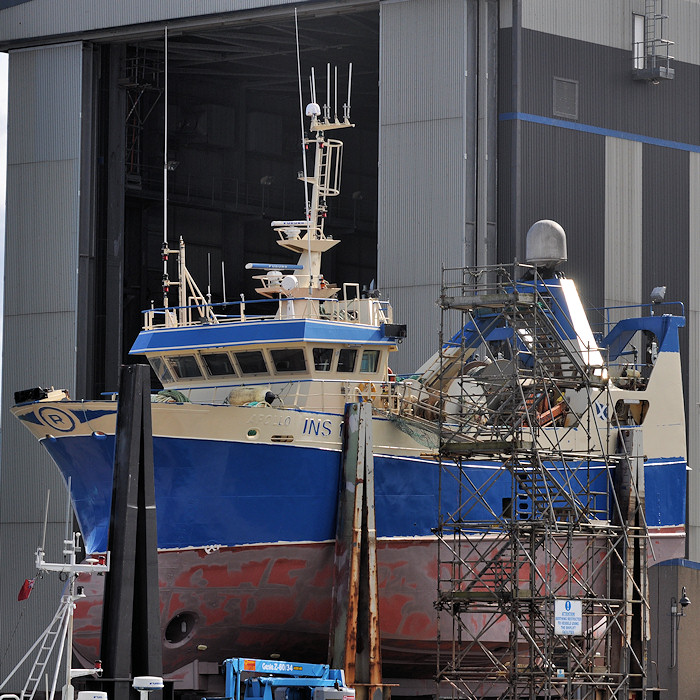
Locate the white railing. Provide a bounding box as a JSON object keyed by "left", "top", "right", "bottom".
{"left": 142, "top": 295, "right": 392, "bottom": 330}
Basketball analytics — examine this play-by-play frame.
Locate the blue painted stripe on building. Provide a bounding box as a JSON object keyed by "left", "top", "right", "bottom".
{"left": 500, "top": 112, "right": 700, "bottom": 153}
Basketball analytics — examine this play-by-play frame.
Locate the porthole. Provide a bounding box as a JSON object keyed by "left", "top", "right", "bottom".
{"left": 164, "top": 611, "right": 198, "bottom": 646}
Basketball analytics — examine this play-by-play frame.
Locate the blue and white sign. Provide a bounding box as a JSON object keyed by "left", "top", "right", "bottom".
{"left": 554, "top": 599, "right": 582, "bottom": 636}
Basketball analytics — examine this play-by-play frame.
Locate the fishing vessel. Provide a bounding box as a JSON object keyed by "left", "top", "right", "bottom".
{"left": 11, "top": 65, "right": 687, "bottom": 683}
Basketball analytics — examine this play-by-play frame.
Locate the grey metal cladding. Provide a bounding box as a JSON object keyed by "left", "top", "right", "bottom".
{"left": 380, "top": 0, "right": 465, "bottom": 126}
{"left": 5, "top": 161, "right": 80, "bottom": 316}
{"left": 1, "top": 40, "right": 84, "bottom": 680}
{"left": 8, "top": 43, "right": 82, "bottom": 163}
{"left": 642, "top": 143, "right": 689, "bottom": 365}
{"left": 688, "top": 151, "right": 700, "bottom": 563}
{"left": 604, "top": 136, "right": 643, "bottom": 309}
{"left": 4, "top": 44, "right": 82, "bottom": 319}
{"left": 496, "top": 119, "right": 515, "bottom": 261}
{"left": 0, "top": 0, "right": 372, "bottom": 45}
{"left": 379, "top": 0, "right": 471, "bottom": 287}
{"left": 520, "top": 0, "right": 700, "bottom": 66}
{"left": 380, "top": 119, "right": 466, "bottom": 286}
{"left": 379, "top": 0, "right": 475, "bottom": 374}
{"left": 519, "top": 122, "right": 606, "bottom": 309}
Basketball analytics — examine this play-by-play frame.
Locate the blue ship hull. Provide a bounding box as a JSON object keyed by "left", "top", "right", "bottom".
{"left": 41, "top": 433, "right": 686, "bottom": 554}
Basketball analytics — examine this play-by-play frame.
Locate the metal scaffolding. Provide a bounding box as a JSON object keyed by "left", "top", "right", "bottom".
{"left": 429, "top": 263, "right": 649, "bottom": 699}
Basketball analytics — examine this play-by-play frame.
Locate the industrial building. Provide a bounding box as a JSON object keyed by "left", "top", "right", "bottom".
{"left": 1, "top": 0, "right": 699, "bottom": 697}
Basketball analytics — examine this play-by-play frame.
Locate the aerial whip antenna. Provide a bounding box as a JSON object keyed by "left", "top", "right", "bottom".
{"left": 294, "top": 9, "right": 314, "bottom": 292}
{"left": 222, "top": 261, "right": 227, "bottom": 304}
{"left": 41, "top": 490, "right": 50, "bottom": 553}
{"left": 334, "top": 65, "right": 338, "bottom": 120}
{"left": 345, "top": 62, "right": 353, "bottom": 120}
{"left": 207, "top": 252, "right": 212, "bottom": 304}
{"left": 162, "top": 26, "right": 170, "bottom": 312}
{"left": 295, "top": 9, "right": 311, "bottom": 221}
{"left": 63, "top": 477, "right": 72, "bottom": 560}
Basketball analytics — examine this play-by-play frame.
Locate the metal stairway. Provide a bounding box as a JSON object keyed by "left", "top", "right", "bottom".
{"left": 20, "top": 599, "right": 72, "bottom": 700}
{"left": 433, "top": 262, "right": 647, "bottom": 700}
{"left": 385, "top": 266, "right": 603, "bottom": 456}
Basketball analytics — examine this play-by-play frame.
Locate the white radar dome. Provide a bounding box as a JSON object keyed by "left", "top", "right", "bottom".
{"left": 78, "top": 693, "right": 108, "bottom": 700}
{"left": 132, "top": 676, "right": 164, "bottom": 691}
{"left": 525, "top": 220, "right": 567, "bottom": 268}
{"left": 305, "top": 103, "right": 321, "bottom": 117}
{"left": 281, "top": 275, "right": 299, "bottom": 291}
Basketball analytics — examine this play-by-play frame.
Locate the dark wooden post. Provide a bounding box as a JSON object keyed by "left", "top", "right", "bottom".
{"left": 99, "top": 365, "right": 162, "bottom": 700}
{"left": 329, "top": 402, "right": 388, "bottom": 700}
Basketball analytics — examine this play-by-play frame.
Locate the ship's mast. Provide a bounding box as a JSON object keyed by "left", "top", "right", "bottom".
{"left": 250, "top": 64, "right": 353, "bottom": 316}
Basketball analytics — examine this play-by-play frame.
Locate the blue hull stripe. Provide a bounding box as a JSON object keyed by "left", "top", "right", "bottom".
{"left": 42, "top": 435, "right": 687, "bottom": 554}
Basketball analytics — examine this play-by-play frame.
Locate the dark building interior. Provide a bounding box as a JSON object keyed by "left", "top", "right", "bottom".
{"left": 93, "top": 10, "right": 380, "bottom": 395}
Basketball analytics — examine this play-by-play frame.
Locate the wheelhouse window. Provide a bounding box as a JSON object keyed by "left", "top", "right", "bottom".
{"left": 167, "top": 355, "right": 202, "bottom": 379}
{"left": 313, "top": 347, "right": 334, "bottom": 371}
{"left": 337, "top": 348, "right": 357, "bottom": 373}
{"left": 271, "top": 348, "right": 307, "bottom": 372}
{"left": 360, "top": 350, "right": 380, "bottom": 373}
{"left": 150, "top": 356, "right": 174, "bottom": 384}
{"left": 202, "top": 353, "right": 235, "bottom": 377}
{"left": 235, "top": 350, "right": 268, "bottom": 375}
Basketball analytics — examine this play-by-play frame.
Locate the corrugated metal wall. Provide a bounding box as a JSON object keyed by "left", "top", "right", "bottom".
{"left": 0, "top": 0, "right": 379, "bottom": 46}
{"left": 499, "top": 1, "right": 700, "bottom": 561}
{"left": 0, "top": 0, "right": 267, "bottom": 43}
{"left": 0, "top": 42, "right": 85, "bottom": 684}
{"left": 689, "top": 151, "right": 700, "bottom": 559}
{"left": 515, "top": 0, "right": 700, "bottom": 65}
{"left": 378, "top": 0, "right": 498, "bottom": 373}
{"left": 605, "top": 137, "right": 643, "bottom": 313}
{"left": 379, "top": 0, "right": 470, "bottom": 373}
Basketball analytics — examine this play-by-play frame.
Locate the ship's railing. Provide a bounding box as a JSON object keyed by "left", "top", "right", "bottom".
{"left": 589, "top": 300, "right": 685, "bottom": 379}
{"left": 142, "top": 295, "right": 392, "bottom": 330}
{"left": 440, "top": 261, "right": 685, "bottom": 376}
{"left": 154, "top": 376, "right": 395, "bottom": 412}
{"left": 590, "top": 300, "right": 684, "bottom": 336}
{"left": 380, "top": 375, "right": 567, "bottom": 445}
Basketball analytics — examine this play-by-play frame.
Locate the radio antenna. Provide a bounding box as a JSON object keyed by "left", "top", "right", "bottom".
{"left": 334, "top": 65, "right": 338, "bottom": 120}
{"left": 207, "top": 252, "right": 212, "bottom": 304}
{"left": 345, "top": 62, "right": 353, "bottom": 120}
{"left": 162, "top": 26, "right": 170, "bottom": 311}
{"left": 63, "top": 477, "right": 72, "bottom": 561}
{"left": 41, "top": 490, "right": 50, "bottom": 553}
{"left": 222, "top": 260, "right": 227, "bottom": 304}
{"left": 295, "top": 9, "right": 311, "bottom": 221}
